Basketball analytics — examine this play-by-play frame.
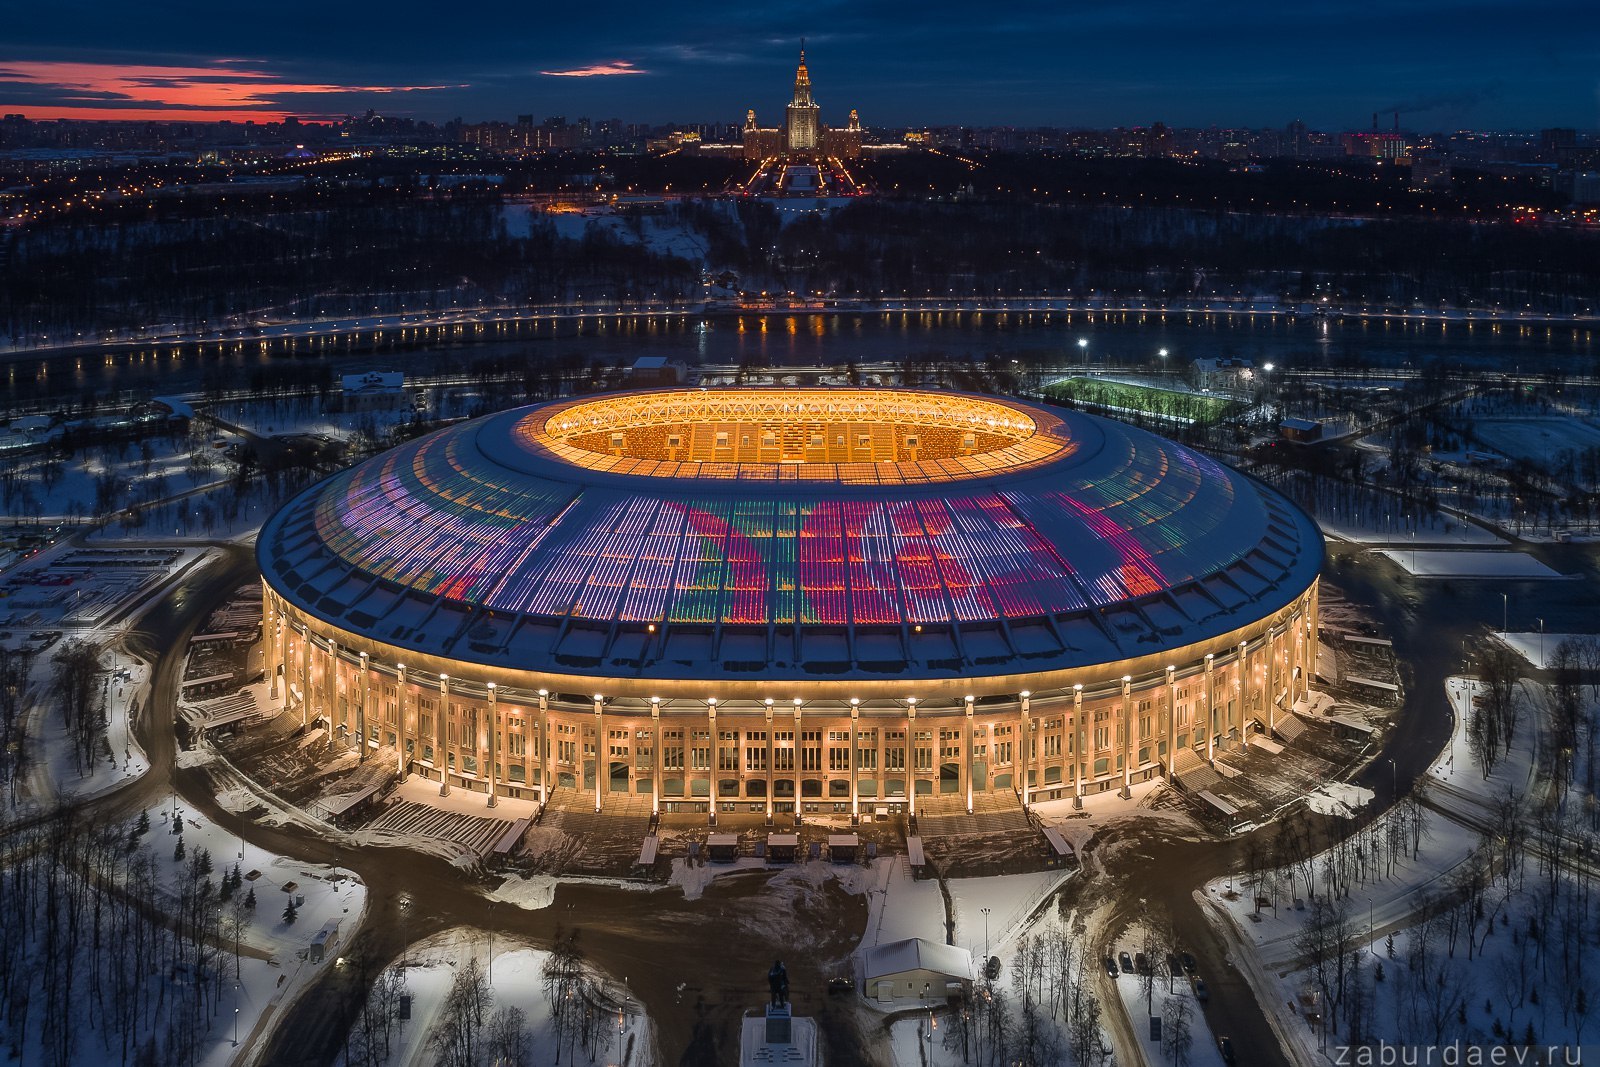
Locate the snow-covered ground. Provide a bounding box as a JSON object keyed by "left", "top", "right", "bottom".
{"left": 1206, "top": 674, "right": 1560, "bottom": 1064}
{"left": 1376, "top": 548, "right": 1567, "bottom": 579}
{"left": 3, "top": 542, "right": 217, "bottom": 811}
{"left": 1471, "top": 416, "right": 1600, "bottom": 465}
{"left": 1494, "top": 630, "right": 1588, "bottom": 670}
{"left": 362, "top": 927, "right": 650, "bottom": 1067}
{"left": 2, "top": 791, "right": 366, "bottom": 1067}
{"left": 27, "top": 644, "right": 152, "bottom": 806}
{"left": 1316, "top": 511, "right": 1503, "bottom": 547}
{"left": 1113, "top": 941, "right": 1225, "bottom": 1067}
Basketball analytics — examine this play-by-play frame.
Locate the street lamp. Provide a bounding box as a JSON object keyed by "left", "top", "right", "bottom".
{"left": 981, "top": 906, "right": 991, "bottom": 962}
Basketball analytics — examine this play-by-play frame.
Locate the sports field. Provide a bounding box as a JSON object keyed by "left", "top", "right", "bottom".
{"left": 1041, "top": 377, "right": 1242, "bottom": 424}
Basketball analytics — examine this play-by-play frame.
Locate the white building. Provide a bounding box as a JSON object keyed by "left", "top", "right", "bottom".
{"left": 862, "top": 938, "right": 973, "bottom": 1004}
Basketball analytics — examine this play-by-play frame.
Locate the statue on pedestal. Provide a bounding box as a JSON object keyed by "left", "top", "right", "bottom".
{"left": 768, "top": 959, "right": 789, "bottom": 1007}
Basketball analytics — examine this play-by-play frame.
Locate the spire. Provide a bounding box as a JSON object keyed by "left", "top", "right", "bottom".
{"left": 791, "top": 40, "right": 814, "bottom": 108}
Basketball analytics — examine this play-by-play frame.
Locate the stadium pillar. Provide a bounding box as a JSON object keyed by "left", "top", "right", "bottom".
{"left": 651, "top": 698, "right": 662, "bottom": 818}
{"left": 538, "top": 690, "right": 551, "bottom": 808}
{"left": 1018, "top": 692, "right": 1031, "bottom": 809}
{"left": 1204, "top": 654, "right": 1216, "bottom": 763}
{"left": 396, "top": 665, "right": 407, "bottom": 778}
{"left": 358, "top": 652, "right": 369, "bottom": 762}
{"left": 594, "top": 695, "right": 605, "bottom": 815}
{"left": 1165, "top": 666, "right": 1177, "bottom": 779}
{"left": 793, "top": 699, "right": 804, "bottom": 826}
{"left": 276, "top": 618, "right": 287, "bottom": 704}
{"left": 298, "top": 625, "right": 309, "bottom": 728}
{"left": 1237, "top": 641, "right": 1247, "bottom": 743}
{"left": 1072, "top": 685, "right": 1084, "bottom": 809}
{"left": 705, "top": 699, "right": 716, "bottom": 826}
{"left": 1119, "top": 676, "right": 1132, "bottom": 799}
{"left": 485, "top": 683, "right": 498, "bottom": 808}
{"left": 763, "top": 699, "right": 774, "bottom": 826}
{"left": 265, "top": 597, "right": 277, "bottom": 700}
{"left": 326, "top": 640, "right": 339, "bottom": 754}
{"left": 850, "top": 699, "right": 861, "bottom": 825}
{"left": 437, "top": 674, "right": 450, "bottom": 797}
{"left": 905, "top": 699, "right": 916, "bottom": 819}
{"left": 963, "top": 695, "right": 975, "bottom": 816}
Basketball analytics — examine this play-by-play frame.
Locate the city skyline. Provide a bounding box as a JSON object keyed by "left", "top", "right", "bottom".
{"left": 3, "top": 0, "right": 1598, "bottom": 129}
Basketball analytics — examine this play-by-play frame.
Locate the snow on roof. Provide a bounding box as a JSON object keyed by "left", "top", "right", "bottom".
{"left": 863, "top": 938, "right": 973, "bottom": 982}
{"left": 632, "top": 356, "right": 670, "bottom": 369}
{"left": 258, "top": 388, "right": 1322, "bottom": 682}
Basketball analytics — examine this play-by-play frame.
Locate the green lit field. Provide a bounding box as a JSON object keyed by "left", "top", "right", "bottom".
{"left": 1040, "top": 377, "right": 1243, "bottom": 425}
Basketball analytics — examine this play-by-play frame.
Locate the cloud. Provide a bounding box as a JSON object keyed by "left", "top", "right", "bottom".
{"left": 0, "top": 59, "right": 462, "bottom": 121}
{"left": 539, "top": 60, "right": 648, "bottom": 78}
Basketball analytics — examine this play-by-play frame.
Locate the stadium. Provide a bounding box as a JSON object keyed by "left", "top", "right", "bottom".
{"left": 257, "top": 388, "right": 1321, "bottom": 823}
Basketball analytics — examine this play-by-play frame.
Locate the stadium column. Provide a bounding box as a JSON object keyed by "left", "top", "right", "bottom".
{"left": 396, "top": 665, "right": 407, "bottom": 777}
{"left": 904, "top": 698, "right": 916, "bottom": 819}
{"left": 850, "top": 699, "right": 861, "bottom": 825}
{"left": 1204, "top": 654, "right": 1216, "bottom": 763}
{"left": 651, "top": 698, "right": 662, "bottom": 818}
{"left": 594, "top": 694, "right": 605, "bottom": 815}
{"left": 1072, "top": 684, "right": 1084, "bottom": 810}
{"left": 1165, "top": 666, "right": 1177, "bottom": 778}
{"left": 1237, "top": 641, "right": 1247, "bottom": 741}
{"left": 538, "top": 690, "right": 551, "bottom": 808}
{"left": 276, "top": 618, "right": 287, "bottom": 704}
{"left": 1298, "top": 617, "right": 1311, "bottom": 703}
{"left": 485, "top": 683, "right": 498, "bottom": 808}
{"left": 963, "top": 695, "right": 975, "bottom": 816}
{"left": 1018, "top": 691, "right": 1031, "bottom": 809}
{"left": 793, "top": 699, "right": 804, "bottom": 826}
{"left": 705, "top": 698, "right": 716, "bottom": 826}
{"left": 298, "top": 625, "right": 309, "bottom": 728}
{"left": 326, "top": 640, "right": 339, "bottom": 753}
{"left": 1119, "top": 676, "right": 1132, "bottom": 799}
{"left": 763, "top": 699, "right": 774, "bottom": 826}
{"left": 264, "top": 596, "right": 277, "bottom": 700}
{"left": 437, "top": 674, "right": 450, "bottom": 797}
{"left": 358, "top": 652, "right": 369, "bottom": 762}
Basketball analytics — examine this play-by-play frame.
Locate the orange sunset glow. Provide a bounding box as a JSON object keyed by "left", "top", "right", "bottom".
{"left": 539, "top": 61, "right": 647, "bottom": 78}
{"left": 0, "top": 59, "right": 459, "bottom": 121}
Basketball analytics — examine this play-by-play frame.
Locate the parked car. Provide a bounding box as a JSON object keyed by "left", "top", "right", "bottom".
{"left": 1180, "top": 952, "right": 1198, "bottom": 975}
{"left": 1118, "top": 952, "right": 1134, "bottom": 974}
{"left": 1218, "top": 1036, "right": 1236, "bottom": 1063}
{"left": 826, "top": 977, "right": 854, "bottom": 995}
{"left": 1192, "top": 977, "right": 1210, "bottom": 1001}
{"left": 1166, "top": 953, "right": 1183, "bottom": 978}
{"left": 1134, "top": 952, "right": 1151, "bottom": 976}
{"left": 1104, "top": 956, "right": 1120, "bottom": 979}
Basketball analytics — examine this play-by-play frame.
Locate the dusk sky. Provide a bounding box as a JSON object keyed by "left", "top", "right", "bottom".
{"left": 3, "top": 0, "right": 1597, "bottom": 129}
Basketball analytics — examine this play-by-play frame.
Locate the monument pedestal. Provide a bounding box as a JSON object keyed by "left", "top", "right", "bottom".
{"left": 765, "top": 1003, "right": 791, "bottom": 1045}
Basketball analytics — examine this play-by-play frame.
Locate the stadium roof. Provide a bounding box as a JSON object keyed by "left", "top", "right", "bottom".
{"left": 258, "top": 389, "right": 1321, "bottom": 684}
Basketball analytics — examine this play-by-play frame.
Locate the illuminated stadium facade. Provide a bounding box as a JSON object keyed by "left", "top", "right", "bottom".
{"left": 258, "top": 388, "right": 1321, "bottom": 821}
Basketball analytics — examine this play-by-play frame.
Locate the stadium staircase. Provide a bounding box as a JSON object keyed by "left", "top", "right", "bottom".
{"left": 915, "top": 791, "right": 1046, "bottom": 876}
{"left": 1170, "top": 749, "right": 1223, "bottom": 793}
{"left": 538, "top": 787, "right": 654, "bottom": 873}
